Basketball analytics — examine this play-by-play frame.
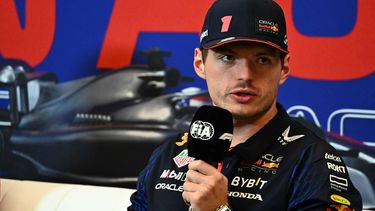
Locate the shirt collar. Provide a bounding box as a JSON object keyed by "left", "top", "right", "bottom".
{"left": 231, "top": 103, "right": 292, "bottom": 161}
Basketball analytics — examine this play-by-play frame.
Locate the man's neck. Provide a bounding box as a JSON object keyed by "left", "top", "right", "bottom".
{"left": 230, "top": 105, "right": 278, "bottom": 148}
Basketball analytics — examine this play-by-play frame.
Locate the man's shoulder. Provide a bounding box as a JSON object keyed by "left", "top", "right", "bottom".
{"left": 153, "top": 132, "right": 190, "bottom": 162}
{"left": 281, "top": 117, "right": 339, "bottom": 157}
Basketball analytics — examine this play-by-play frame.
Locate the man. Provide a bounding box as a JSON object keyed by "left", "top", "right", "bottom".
{"left": 129, "top": 0, "right": 362, "bottom": 210}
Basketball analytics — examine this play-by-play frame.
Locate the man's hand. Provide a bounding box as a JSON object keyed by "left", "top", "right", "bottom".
{"left": 182, "top": 160, "right": 228, "bottom": 211}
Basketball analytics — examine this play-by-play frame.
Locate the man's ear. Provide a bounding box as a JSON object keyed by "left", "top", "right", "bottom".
{"left": 193, "top": 48, "right": 206, "bottom": 79}
{"left": 279, "top": 54, "right": 290, "bottom": 85}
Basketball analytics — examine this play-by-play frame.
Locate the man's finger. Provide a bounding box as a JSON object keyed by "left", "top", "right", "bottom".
{"left": 185, "top": 168, "right": 207, "bottom": 184}
{"left": 188, "top": 160, "right": 218, "bottom": 175}
{"left": 183, "top": 180, "right": 201, "bottom": 192}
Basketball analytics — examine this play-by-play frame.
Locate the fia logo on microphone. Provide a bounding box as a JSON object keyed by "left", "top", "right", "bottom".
{"left": 190, "top": 120, "right": 214, "bottom": 140}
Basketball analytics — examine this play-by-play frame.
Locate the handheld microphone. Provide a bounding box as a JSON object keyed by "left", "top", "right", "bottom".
{"left": 187, "top": 105, "right": 233, "bottom": 162}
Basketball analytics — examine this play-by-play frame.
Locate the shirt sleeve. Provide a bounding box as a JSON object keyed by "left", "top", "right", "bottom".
{"left": 287, "top": 143, "right": 362, "bottom": 211}
{"left": 128, "top": 143, "right": 166, "bottom": 211}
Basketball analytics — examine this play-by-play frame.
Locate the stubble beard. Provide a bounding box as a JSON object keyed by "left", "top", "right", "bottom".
{"left": 215, "top": 94, "right": 276, "bottom": 124}
{"left": 231, "top": 101, "right": 273, "bottom": 123}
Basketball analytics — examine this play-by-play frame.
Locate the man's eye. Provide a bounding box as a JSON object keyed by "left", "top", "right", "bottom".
{"left": 258, "top": 57, "right": 271, "bottom": 64}
{"left": 220, "top": 55, "right": 234, "bottom": 62}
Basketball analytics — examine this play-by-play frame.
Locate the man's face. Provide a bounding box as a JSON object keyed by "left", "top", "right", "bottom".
{"left": 193, "top": 42, "right": 290, "bottom": 123}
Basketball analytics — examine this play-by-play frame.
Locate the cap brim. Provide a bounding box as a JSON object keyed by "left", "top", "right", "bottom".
{"left": 202, "top": 38, "right": 288, "bottom": 53}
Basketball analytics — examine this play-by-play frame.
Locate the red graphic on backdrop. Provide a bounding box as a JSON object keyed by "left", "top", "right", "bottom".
{"left": 277, "top": 0, "right": 375, "bottom": 80}
{"left": 0, "top": 0, "right": 55, "bottom": 66}
{"left": 0, "top": 0, "right": 374, "bottom": 80}
{"left": 99, "top": 0, "right": 375, "bottom": 80}
{"left": 97, "top": 0, "right": 213, "bottom": 69}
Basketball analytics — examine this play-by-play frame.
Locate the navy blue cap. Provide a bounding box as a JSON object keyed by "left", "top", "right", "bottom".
{"left": 200, "top": 0, "right": 288, "bottom": 53}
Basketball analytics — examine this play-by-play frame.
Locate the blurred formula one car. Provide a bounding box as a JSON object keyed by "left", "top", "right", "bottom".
{"left": 0, "top": 49, "right": 210, "bottom": 188}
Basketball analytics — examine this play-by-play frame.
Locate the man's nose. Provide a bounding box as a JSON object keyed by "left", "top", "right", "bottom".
{"left": 235, "top": 60, "right": 254, "bottom": 81}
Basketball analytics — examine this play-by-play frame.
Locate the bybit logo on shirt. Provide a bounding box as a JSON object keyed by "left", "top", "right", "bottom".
{"left": 229, "top": 176, "right": 266, "bottom": 202}
{"left": 231, "top": 176, "right": 268, "bottom": 190}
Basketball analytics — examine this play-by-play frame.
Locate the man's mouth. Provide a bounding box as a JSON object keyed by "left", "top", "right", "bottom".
{"left": 229, "top": 89, "right": 256, "bottom": 103}
{"left": 235, "top": 92, "right": 251, "bottom": 96}
{"left": 230, "top": 88, "right": 256, "bottom": 96}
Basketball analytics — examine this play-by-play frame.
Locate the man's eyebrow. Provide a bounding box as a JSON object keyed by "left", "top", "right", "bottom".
{"left": 255, "top": 49, "right": 279, "bottom": 57}
{"left": 212, "top": 44, "right": 280, "bottom": 57}
{"left": 212, "top": 46, "right": 236, "bottom": 55}
{"left": 255, "top": 52, "right": 277, "bottom": 57}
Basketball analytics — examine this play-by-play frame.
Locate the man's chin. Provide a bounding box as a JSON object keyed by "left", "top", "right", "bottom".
{"left": 213, "top": 102, "right": 262, "bottom": 119}
{"left": 230, "top": 108, "right": 258, "bottom": 120}
{"left": 230, "top": 104, "right": 271, "bottom": 121}
{"left": 232, "top": 113, "right": 256, "bottom": 121}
